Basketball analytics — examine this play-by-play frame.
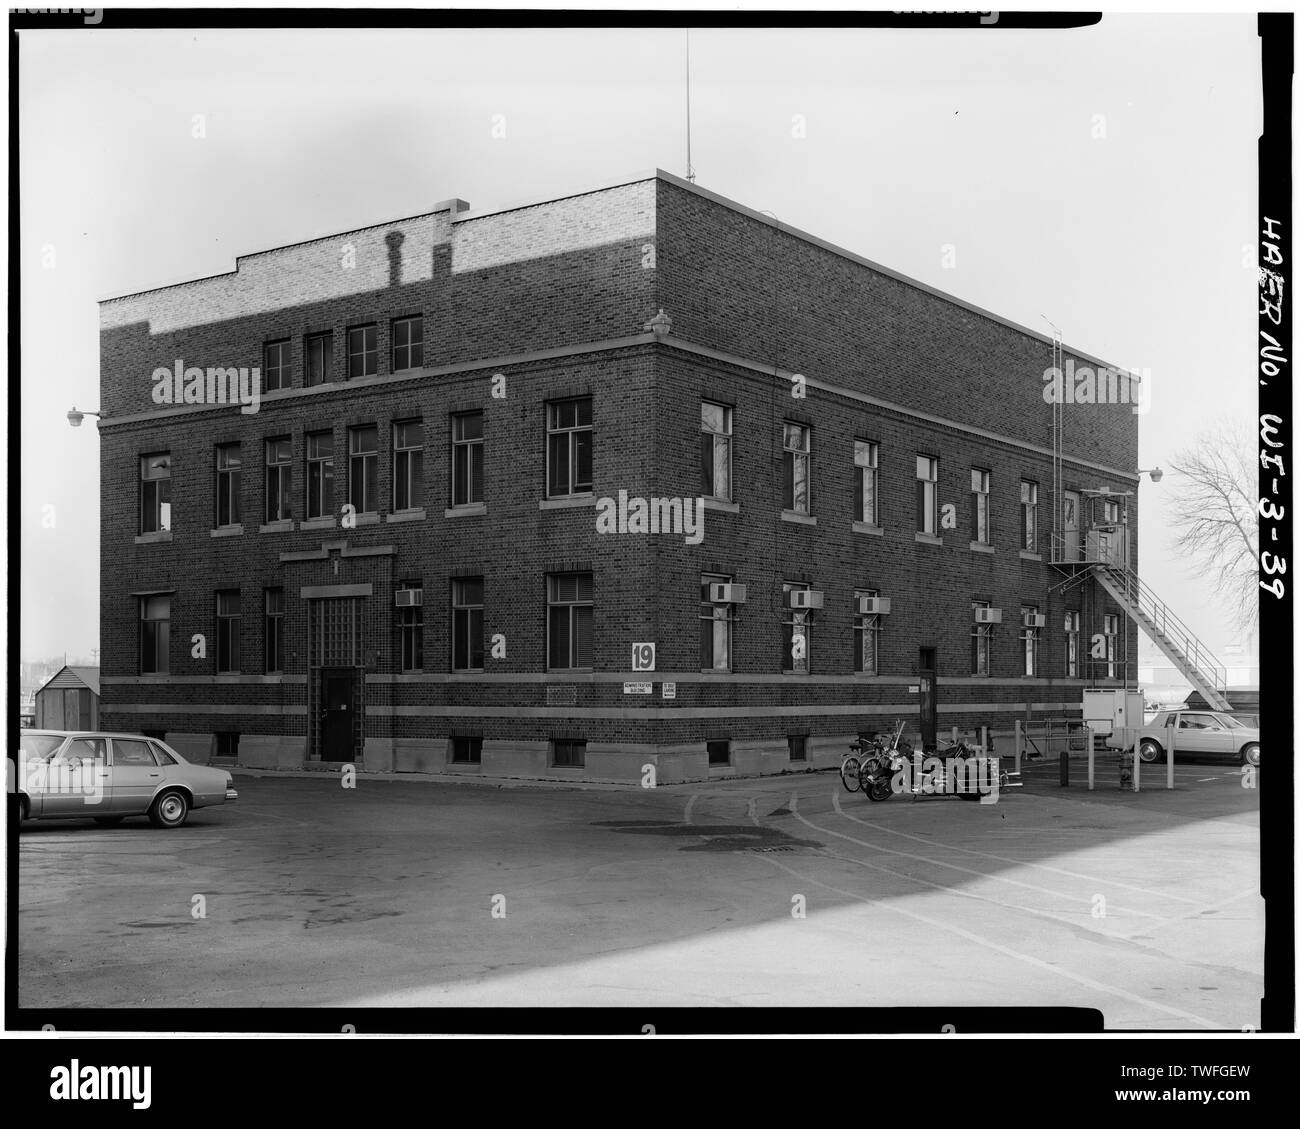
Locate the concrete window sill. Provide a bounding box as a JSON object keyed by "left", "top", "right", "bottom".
{"left": 539, "top": 494, "right": 595, "bottom": 510}
{"left": 446, "top": 503, "right": 488, "bottom": 518}
{"left": 1019, "top": 550, "right": 1043, "bottom": 562}
{"left": 386, "top": 508, "right": 427, "bottom": 524}
{"left": 259, "top": 519, "right": 295, "bottom": 534}
{"left": 853, "top": 521, "right": 884, "bottom": 537}
{"left": 210, "top": 524, "right": 244, "bottom": 538}
{"left": 781, "top": 509, "right": 817, "bottom": 526}
{"left": 301, "top": 516, "right": 337, "bottom": 531}
{"left": 969, "top": 541, "right": 994, "bottom": 554}
{"left": 134, "top": 530, "right": 173, "bottom": 545}
{"left": 914, "top": 532, "right": 943, "bottom": 545}
{"left": 351, "top": 512, "right": 381, "bottom": 527}
{"left": 703, "top": 498, "right": 739, "bottom": 514}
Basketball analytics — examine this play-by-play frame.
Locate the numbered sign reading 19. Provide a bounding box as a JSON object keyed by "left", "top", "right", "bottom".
{"left": 632, "top": 642, "right": 656, "bottom": 672}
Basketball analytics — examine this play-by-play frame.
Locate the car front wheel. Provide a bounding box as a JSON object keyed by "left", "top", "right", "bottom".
{"left": 1241, "top": 743, "right": 1260, "bottom": 767}
{"left": 1137, "top": 739, "right": 1163, "bottom": 764}
{"left": 149, "top": 790, "right": 190, "bottom": 829}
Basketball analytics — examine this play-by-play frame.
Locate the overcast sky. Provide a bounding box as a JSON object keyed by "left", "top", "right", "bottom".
{"left": 18, "top": 16, "right": 1261, "bottom": 666}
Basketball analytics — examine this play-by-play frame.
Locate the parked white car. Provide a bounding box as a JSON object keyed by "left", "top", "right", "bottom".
{"left": 1121, "top": 710, "right": 1260, "bottom": 767}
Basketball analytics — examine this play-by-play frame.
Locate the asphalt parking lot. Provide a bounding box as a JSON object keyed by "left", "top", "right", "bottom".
{"left": 13, "top": 756, "right": 1261, "bottom": 1027}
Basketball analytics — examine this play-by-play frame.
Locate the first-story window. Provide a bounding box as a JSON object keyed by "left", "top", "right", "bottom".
{"left": 265, "top": 437, "right": 292, "bottom": 522}
{"left": 854, "top": 588, "right": 881, "bottom": 675}
{"left": 451, "top": 735, "right": 483, "bottom": 764}
{"left": 140, "top": 453, "right": 172, "bottom": 533}
{"left": 552, "top": 738, "right": 586, "bottom": 768}
{"left": 1064, "top": 610, "right": 1080, "bottom": 677}
{"left": 451, "top": 577, "right": 484, "bottom": 671}
{"left": 1104, "top": 612, "right": 1119, "bottom": 678}
{"left": 546, "top": 398, "right": 592, "bottom": 497}
{"left": 306, "top": 431, "right": 334, "bottom": 519}
{"left": 216, "top": 590, "right": 241, "bottom": 673}
{"left": 700, "top": 573, "right": 734, "bottom": 672}
{"left": 265, "top": 588, "right": 284, "bottom": 674}
{"left": 547, "top": 573, "right": 593, "bottom": 670}
{"left": 398, "top": 581, "right": 423, "bottom": 672}
{"left": 916, "top": 455, "right": 939, "bottom": 535}
{"left": 855, "top": 440, "right": 879, "bottom": 525}
{"left": 971, "top": 600, "right": 992, "bottom": 676}
{"left": 782, "top": 581, "right": 812, "bottom": 674}
{"left": 783, "top": 423, "right": 811, "bottom": 514}
{"left": 139, "top": 594, "right": 170, "bottom": 674}
{"left": 393, "top": 420, "right": 424, "bottom": 511}
{"left": 1021, "top": 604, "right": 1040, "bottom": 677}
{"left": 451, "top": 411, "right": 484, "bottom": 506}
{"left": 215, "top": 443, "right": 241, "bottom": 528}
{"left": 349, "top": 425, "right": 379, "bottom": 515}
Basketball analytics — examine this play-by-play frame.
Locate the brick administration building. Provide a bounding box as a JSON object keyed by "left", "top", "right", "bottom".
{"left": 97, "top": 170, "right": 1142, "bottom": 782}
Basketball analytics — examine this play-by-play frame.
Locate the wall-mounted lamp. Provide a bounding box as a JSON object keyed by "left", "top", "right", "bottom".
{"left": 1136, "top": 466, "right": 1163, "bottom": 483}
{"left": 66, "top": 407, "right": 104, "bottom": 428}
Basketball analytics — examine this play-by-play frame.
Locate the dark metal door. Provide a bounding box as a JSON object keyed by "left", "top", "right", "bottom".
{"left": 320, "top": 668, "right": 355, "bottom": 762}
{"left": 918, "top": 649, "right": 937, "bottom": 752}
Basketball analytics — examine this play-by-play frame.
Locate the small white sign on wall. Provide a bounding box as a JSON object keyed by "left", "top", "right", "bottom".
{"left": 662, "top": 682, "right": 677, "bottom": 699}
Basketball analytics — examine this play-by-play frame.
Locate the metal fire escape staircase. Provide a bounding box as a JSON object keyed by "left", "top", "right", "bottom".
{"left": 1089, "top": 562, "right": 1232, "bottom": 712}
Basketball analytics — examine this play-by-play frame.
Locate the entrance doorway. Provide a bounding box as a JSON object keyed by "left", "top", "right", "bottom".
{"left": 1062, "top": 491, "right": 1080, "bottom": 561}
{"left": 319, "top": 668, "right": 358, "bottom": 762}
{"left": 917, "top": 648, "right": 937, "bottom": 752}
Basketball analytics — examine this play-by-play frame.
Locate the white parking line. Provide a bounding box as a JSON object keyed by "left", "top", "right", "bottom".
{"left": 683, "top": 793, "right": 697, "bottom": 826}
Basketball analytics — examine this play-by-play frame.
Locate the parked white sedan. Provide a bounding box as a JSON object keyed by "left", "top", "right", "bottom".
{"left": 14, "top": 731, "right": 237, "bottom": 828}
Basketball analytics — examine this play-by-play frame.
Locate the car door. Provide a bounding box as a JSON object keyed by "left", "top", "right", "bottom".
{"left": 1176, "top": 713, "right": 1217, "bottom": 755}
{"left": 108, "top": 738, "right": 165, "bottom": 813}
{"left": 44, "top": 737, "right": 110, "bottom": 816}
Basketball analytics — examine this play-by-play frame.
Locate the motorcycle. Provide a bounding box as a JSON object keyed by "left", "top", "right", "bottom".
{"left": 855, "top": 721, "right": 914, "bottom": 802}
{"left": 861, "top": 734, "right": 1006, "bottom": 802}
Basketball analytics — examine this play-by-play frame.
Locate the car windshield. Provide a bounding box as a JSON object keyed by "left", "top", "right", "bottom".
{"left": 19, "top": 734, "right": 65, "bottom": 759}
{"left": 1216, "top": 713, "right": 1245, "bottom": 729}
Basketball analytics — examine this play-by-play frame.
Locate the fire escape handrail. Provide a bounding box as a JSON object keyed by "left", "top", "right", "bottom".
{"left": 1095, "top": 562, "right": 1228, "bottom": 695}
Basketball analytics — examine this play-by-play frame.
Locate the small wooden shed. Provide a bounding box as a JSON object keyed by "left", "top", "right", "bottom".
{"left": 34, "top": 665, "right": 100, "bottom": 731}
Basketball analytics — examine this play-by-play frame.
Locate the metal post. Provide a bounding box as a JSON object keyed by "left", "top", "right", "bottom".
{"left": 1132, "top": 735, "right": 1140, "bottom": 793}
{"left": 1167, "top": 725, "right": 1174, "bottom": 790}
{"left": 1061, "top": 724, "right": 1070, "bottom": 787}
{"left": 1086, "top": 724, "right": 1094, "bottom": 790}
{"left": 952, "top": 725, "right": 959, "bottom": 745}
{"left": 1014, "top": 719, "right": 1022, "bottom": 775}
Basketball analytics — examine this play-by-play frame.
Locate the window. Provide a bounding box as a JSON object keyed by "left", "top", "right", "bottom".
{"left": 547, "top": 573, "right": 593, "bottom": 670}
{"left": 707, "top": 739, "right": 731, "bottom": 766}
{"left": 393, "top": 420, "right": 424, "bottom": 511}
{"left": 854, "top": 589, "right": 881, "bottom": 676}
{"left": 451, "top": 735, "right": 482, "bottom": 764}
{"left": 214, "top": 733, "right": 239, "bottom": 760}
{"left": 306, "top": 332, "right": 333, "bottom": 387}
{"left": 452, "top": 412, "right": 484, "bottom": 506}
{"left": 148, "top": 741, "right": 177, "bottom": 764}
{"left": 215, "top": 443, "right": 241, "bottom": 527}
{"left": 1021, "top": 605, "right": 1040, "bottom": 677}
{"left": 1104, "top": 612, "right": 1119, "bottom": 678}
{"left": 264, "top": 339, "right": 291, "bottom": 392}
{"left": 701, "top": 402, "right": 733, "bottom": 501}
{"left": 783, "top": 423, "right": 811, "bottom": 513}
{"left": 451, "top": 578, "right": 484, "bottom": 671}
{"left": 787, "top": 735, "right": 808, "bottom": 762}
{"left": 306, "top": 431, "right": 335, "bottom": 519}
{"left": 971, "top": 468, "right": 990, "bottom": 544}
{"left": 855, "top": 440, "right": 879, "bottom": 525}
{"left": 552, "top": 738, "right": 586, "bottom": 768}
{"left": 347, "top": 324, "right": 378, "bottom": 379}
{"left": 61, "top": 737, "right": 106, "bottom": 765}
{"left": 265, "top": 437, "right": 292, "bottom": 522}
{"left": 971, "top": 600, "right": 992, "bottom": 676}
{"left": 1102, "top": 498, "right": 1122, "bottom": 525}
{"left": 140, "top": 453, "right": 172, "bottom": 534}
{"left": 349, "top": 425, "right": 379, "bottom": 515}
{"left": 397, "top": 582, "right": 423, "bottom": 672}
{"left": 139, "top": 594, "right": 170, "bottom": 674}
{"left": 216, "top": 590, "right": 241, "bottom": 673}
{"left": 112, "top": 738, "right": 156, "bottom": 767}
{"left": 1021, "top": 480, "right": 1039, "bottom": 552}
{"left": 546, "top": 398, "right": 593, "bottom": 497}
{"left": 391, "top": 315, "right": 424, "bottom": 371}
{"left": 916, "top": 455, "right": 939, "bottom": 535}
{"left": 782, "top": 581, "right": 812, "bottom": 674}
{"left": 1064, "top": 610, "right": 1080, "bottom": 677}
{"left": 699, "top": 573, "right": 733, "bottom": 672}
{"left": 265, "top": 588, "right": 284, "bottom": 674}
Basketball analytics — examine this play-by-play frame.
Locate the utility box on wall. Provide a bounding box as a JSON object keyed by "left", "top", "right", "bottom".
{"left": 1081, "top": 688, "right": 1145, "bottom": 736}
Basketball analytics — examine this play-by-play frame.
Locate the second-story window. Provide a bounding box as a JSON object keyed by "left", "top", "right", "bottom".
{"left": 452, "top": 411, "right": 484, "bottom": 506}
{"left": 397, "top": 581, "right": 423, "bottom": 673}
{"left": 215, "top": 443, "right": 241, "bottom": 528}
{"left": 140, "top": 453, "right": 171, "bottom": 534}
{"left": 305, "top": 332, "right": 333, "bottom": 387}
{"left": 1021, "top": 604, "right": 1040, "bottom": 676}
{"left": 393, "top": 420, "right": 424, "bottom": 511}
{"left": 391, "top": 315, "right": 423, "bottom": 371}
{"left": 264, "top": 339, "right": 291, "bottom": 392}
{"left": 1021, "top": 480, "right": 1039, "bottom": 551}
{"left": 347, "top": 324, "right": 377, "bottom": 379}
{"left": 1104, "top": 612, "right": 1119, "bottom": 678}
{"left": 916, "top": 455, "right": 939, "bottom": 535}
{"left": 265, "top": 437, "right": 292, "bottom": 523}
{"left": 349, "top": 425, "right": 378, "bottom": 515}
{"left": 782, "top": 580, "right": 812, "bottom": 674}
{"left": 855, "top": 440, "right": 878, "bottom": 526}
{"left": 139, "top": 594, "right": 170, "bottom": 674}
{"left": 306, "top": 431, "right": 334, "bottom": 519}
{"left": 971, "top": 600, "right": 992, "bottom": 676}
{"left": 546, "top": 398, "right": 592, "bottom": 498}
{"left": 265, "top": 588, "right": 284, "bottom": 674}
{"left": 971, "top": 468, "right": 990, "bottom": 544}
{"left": 699, "top": 573, "right": 733, "bottom": 672}
{"left": 1064, "top": 610, "right": 1080, "bottom": 678}
{"left": 701, "top": 402, "right": 732, "bottom": 501}
{"left": 451, "top": 577, "right": 485, "bottom": 671}
{"left": 216, "top": 590, "right": 241, "bottom": 673}
{"left": 783, "top": 423, "right": 811, "bottom": 514}
{"left": 854, "top": 588, "right": 881, "bottom": 676}
{"left": 547, "top": 572, "right": 593, "bottom": 669}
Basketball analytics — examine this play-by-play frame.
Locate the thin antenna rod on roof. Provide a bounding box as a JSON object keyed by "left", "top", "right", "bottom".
{"left": 685, "top": 28, "right": 696, "bottom": 183}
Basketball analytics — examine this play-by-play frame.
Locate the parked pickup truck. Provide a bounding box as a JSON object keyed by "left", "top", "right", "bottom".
{"left": 1113, "top": 708, "right": 1260, "bottom": 767}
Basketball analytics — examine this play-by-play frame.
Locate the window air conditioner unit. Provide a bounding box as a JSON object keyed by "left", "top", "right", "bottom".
{"left": 974, "top": 607, "right": 1002, "bottom": 624}
{"left": 395, "top": 589, "right": 423, "bottom": 608}
{"left": 1025, "top": 613, "right": 1047, "bottom": 628}
{"left": 856, "top": 596, "right": 891, "bottom": 615}
{"left": 789, "top": 590, "right": 824, "bottom": 610}
{"left": 709, "top": 583, "right": 747, "bottom": 604}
